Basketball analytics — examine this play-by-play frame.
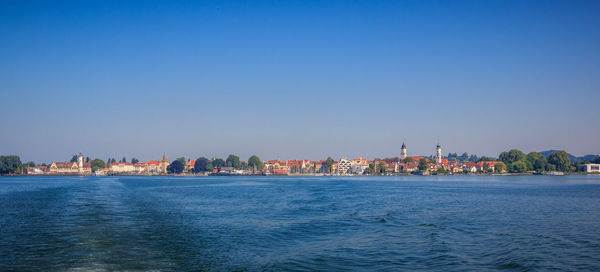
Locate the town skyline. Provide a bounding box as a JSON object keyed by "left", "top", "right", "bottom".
{"left": 7, "top": 141, "right": 599, "bottom": 166}
{"left": 6, "top": 144, "right": 595, "bottom": 176}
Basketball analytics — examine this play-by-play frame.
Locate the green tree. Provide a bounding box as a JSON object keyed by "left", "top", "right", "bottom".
{"left": 509, "top": 160, "right": 528, "bottom": 173}
{"left": 378, "top": 162, "right": 387, "bottom": 174}
{"left": 0, "top": 155, "right": 22, "bottom": 175}
{"left": 548, "top": 150, "right": 572, "bottom": 172}
{"left": 404, "top": 157, "right": 415, "bottom": 163}
{"left": 212, "top": 158, "right": 225, "bottom": 168}
{"left": 437, "top": 166, "right": 449, "bottom": 174}
{"left": 167, "top": 160, "right": 184, "bottom": 174}
{"left": 478, "top": 157, "right": 495, "bottom": 162}
{"left": 85, "top": 157, "right": 90, "bottom": 163}
{"left": 248, "top": 155, "right": 263, "bottom": 173}
{"left": 495, "top": 162, "right": 507, "bottom": 173}
{"left": 499, "top": 149, "right": 526, "bottom": 164}
{"left": 226, "top": 154, "right": 241, "bottom": 169}
{"left": 121, "top": 157, "right": 127, "bottom": 163}
{"left": 526, "top": 152, "right": 548, "bottom": 172}
{"left": 194, "top": 157, "right": 209, "bottom": 172}
{"left": 131, "top": 158, "right": 139, "bottom": 164}
{"left": 70, "top": 155, "right": 78, "bottom": 162}
{"left": 206, "top": 162, "right": 214, "bottom": 172}
{"left": 365, "top": 163, "right": 375, "bottom": 175}
{"left": 26, "top": 161, "right": 36, "bottom": 167}
{"left": 91, "top": 159, "right": 106, "bottom": 172}
{"left": 176, "top": 157, "right": 186, "bottom": 165}
{"left": 325, "top": 157, "right": 335, "bottom": 174}
{"left": 418, "top": 158, "right": 429, "bottom": 171}
{"left": 458, "top": 152, "right": 470, "bottom": 162}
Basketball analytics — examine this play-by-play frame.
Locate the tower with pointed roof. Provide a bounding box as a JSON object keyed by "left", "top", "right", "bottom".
{"left": 160, "top": 153, "right": 170, "bottom": 173}
{"left": 435, "top": 143, "right": 442, "bottom": 164}
{"left": 400, "top": 143, "right": 407, "bottom": 160}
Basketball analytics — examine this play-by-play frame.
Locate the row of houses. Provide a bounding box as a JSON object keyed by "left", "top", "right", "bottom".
{"left": 30, "top": 154, "right": 172, "bottom": 175}
{"left": 102, "top": 154, "right": 171, "bottom": 175}
{"left": 48, "top": 155, "right": 91, "bottom": 175}
{"left": 260, "top": 157, "right": 503, "bottom": 175}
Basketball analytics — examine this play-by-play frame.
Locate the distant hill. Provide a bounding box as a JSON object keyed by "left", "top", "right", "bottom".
{"left": 539, "top": 150, "right": 599, "bottom": 162}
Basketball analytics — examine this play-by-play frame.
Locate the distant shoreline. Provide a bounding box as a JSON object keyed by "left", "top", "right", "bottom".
{"left": 2, "top": 173, "right": 599, "bottom": 177}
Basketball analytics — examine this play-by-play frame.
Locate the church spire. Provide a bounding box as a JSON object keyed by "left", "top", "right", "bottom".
{"left": 400, "top": 142, "right": 407, "bottom": 159}
{"left": 162, "top": 153, "right": 167, "bottom": 162}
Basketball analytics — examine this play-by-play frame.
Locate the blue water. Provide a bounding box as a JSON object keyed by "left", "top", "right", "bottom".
{"left": 1, "top": 176, "right": 600, "bottom": 271}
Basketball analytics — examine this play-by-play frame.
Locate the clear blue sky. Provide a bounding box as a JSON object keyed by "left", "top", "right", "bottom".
{"left": 1, "top": 0, "right": 599, "bottom": 163}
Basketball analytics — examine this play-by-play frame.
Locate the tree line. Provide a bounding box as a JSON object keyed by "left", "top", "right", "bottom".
{"left": 167, "top": 154, "right": 264, "bottom": 174}
{"left": 0, "top": 155, "right": 24, "bottom": 175}
{"left": 498, "top": 149, "right": 575, "bottom": 173}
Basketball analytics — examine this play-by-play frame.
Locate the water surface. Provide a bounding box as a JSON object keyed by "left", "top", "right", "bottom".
{"left": 1, "top": 175, "right": 600, "bottom": 271}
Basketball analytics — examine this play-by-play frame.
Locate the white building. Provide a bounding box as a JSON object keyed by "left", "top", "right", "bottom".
{"left": 435, "top": 143, "right": 442, "bottom": 164}
{"left": 350, "top": 160, "right": 369, "bottom": 175}
{"left": 580, "top": 163, "right": 600, "bottom": 173}
{"left": 27, "top": 167, "right": 45, "bottom": 175}
{"left": 109, "top": 162, "right": 136, "bottom": 173}
{"left": 77, "top": 154, "right": 84, "bottom": 174}
{"left": 337, "top": 158, "right": 352, "bottom": 175}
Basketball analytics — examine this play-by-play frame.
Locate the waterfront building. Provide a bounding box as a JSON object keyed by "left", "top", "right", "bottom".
{"left": 49, "top": 154, "right": 91, "bottom": 175}
{"left": 330, "top": 161, "right": 339, "bottom": 174}
{"left": 463, "top": 163, "right": 478, "bottom": 173}
{"left": 350, "top": 158, "right": 369, "bottom": 174}
{"left": 264, "top": 160, "right": 291, "bottom": 173}
{"left": 27, "top": 165, "right": 46, "bottom": 175}
{"left": 400, "top": 143, "right": 407, "bottom": 160}
{"left": 580, "top": 163, "right": 600, "bottom": 173}
{"left": 311, "top": 160, "right": 324, "bottom": 173}
{"left": 134, "top": 162, "right": 145, "bottom": 173}
{"left": 337, "top": 158, "right": 352, "bottom": 174}
{"left": 398, "top": 161, "right": 419, "bottom": 172}
{"left": 286, "top": 160, "right": 312, "bottom": 174}
{"left": 185, "top": 160, "right": 196, "bottom": 172}
{"left": 109, "top": 162, "right": 135, "bottom": 173}
{"left": 49, "top": 162, "right": 79, "bottom": 174}
{"left": 463, "top": 161, "right": 501, "bottom": 172}
{"left": 452, "top": 166, "right": 464, "bottom": 173}
{"left": 145, "top": 160, "right": 162, "bottom": 173}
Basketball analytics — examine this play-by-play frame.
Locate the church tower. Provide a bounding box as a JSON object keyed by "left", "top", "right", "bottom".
{"left": 400, "top": 143, "right": 407, "bottom": 160}
{"left": 435, "top": 143, "right": 442, "bottom": 164}
{"left": 161, "top": 153, "right": 169, "bottom": 173}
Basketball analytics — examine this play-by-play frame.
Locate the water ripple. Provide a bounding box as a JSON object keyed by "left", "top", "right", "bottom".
{"left": 1, "top": 176, "right": 600, "bottom": 271}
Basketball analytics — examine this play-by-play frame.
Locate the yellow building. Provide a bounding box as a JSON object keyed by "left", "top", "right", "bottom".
{"left": 49, "top": 154, "right": 91, "bottom": 175}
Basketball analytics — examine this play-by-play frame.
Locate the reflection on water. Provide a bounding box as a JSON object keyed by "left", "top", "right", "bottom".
{"left": 1, "top": 175, "right": 600, "bottom": 271}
